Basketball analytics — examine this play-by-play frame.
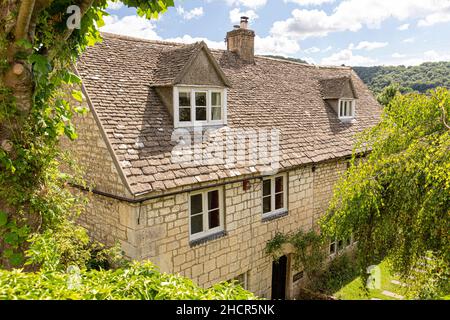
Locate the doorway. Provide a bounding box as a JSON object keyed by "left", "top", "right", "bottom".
{"left": 271, "top": 255, "right": 287, "bottom": 300}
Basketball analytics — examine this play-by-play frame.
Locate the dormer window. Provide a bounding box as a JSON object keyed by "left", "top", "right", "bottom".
{"left": 174, "top": 86, "right": 227, "bottom": 127}
{"left": 338, "top": 99, "right": 355, "bottom": 120}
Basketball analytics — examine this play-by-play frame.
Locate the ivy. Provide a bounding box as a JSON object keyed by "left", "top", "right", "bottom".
{"left": 266, "top": 230, "right": 327, "bottom": 280}
{"left": 0, "top": 0, "right": 175, "bottom": 268}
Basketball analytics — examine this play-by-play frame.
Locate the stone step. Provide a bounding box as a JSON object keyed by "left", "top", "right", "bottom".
{"left": 391, "top": 280, "right": 408, "bottom": 287}
{"left": 381, "top": 290, "right": 404, "bottom": 299}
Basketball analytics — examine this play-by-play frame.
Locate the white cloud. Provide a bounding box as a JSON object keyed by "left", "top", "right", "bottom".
{"left": 176, "top": 6, "right": 204, "bottom": 20}
{"left": 392, "top": 53, "right": 406, "bottom": 58}
{"left": 284, "top": 0, "right": 335, "bottom": 6}
{"left": 229, "top": 8, "right": 259, "bottom": 24}
{"left": 402, "top": 37, "right": 415, "bottom": 43}
{"left": 397, "top": 50, "right": 450, "bottom": 66}
{"left": 107, "top": 1, "right": 123, "bottom": 10}
{"left": 418, "top": 11, "right": 450, "bottom": 27}
{"left": 304, "top": 46, "right": 320, "bottom": 54}
{"left": 348, "top": 41, "right": 388, "bottom": 51}
{"left": 321, "top": 49, "right": 376, "bottom": 66}
{"left": 323, "top": 45, "right": 333, "bottom": 52}
{"left": 255, "top": 36, "right": 300, "bottom": 55}
{"left": 226, "top": 0, "right": 267, "bottom": 9}
{"left": 101, "top": 15, "right": 160, "bottom": 40}
{"left": 397, "top": 23, "right": 409, "bottom": 31}
{"left": 270, "top": 0, "right": 450, "bottom": 39}
{"left": 254, "top": 35, "right": 301, "bottom": 56}
{"left": 164, "top": 35, "right": 226, "bottom": 50}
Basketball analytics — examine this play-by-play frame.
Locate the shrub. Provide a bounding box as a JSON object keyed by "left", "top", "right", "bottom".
{"left": 0, "top": 261, "right": 258, "bottom": 300}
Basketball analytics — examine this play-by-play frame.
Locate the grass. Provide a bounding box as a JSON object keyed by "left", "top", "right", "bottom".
{"left": 333, "top": 260, "right": 408, "bottom": 300}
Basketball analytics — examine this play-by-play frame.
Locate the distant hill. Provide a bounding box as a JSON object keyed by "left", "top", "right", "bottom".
{"left": 353, "top": 61, "right": 450, "bottom": 94}
{"left": 263, "top": 55, "right": 308, "bottom": 64}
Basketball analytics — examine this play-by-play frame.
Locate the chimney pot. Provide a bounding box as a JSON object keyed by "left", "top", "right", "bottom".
{"left": 240, "top": 16, "right": 249, "bottom": 29}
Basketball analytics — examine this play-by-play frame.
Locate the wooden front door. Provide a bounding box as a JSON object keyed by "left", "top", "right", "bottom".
{"left": 271, "top": 255, "right": 287, "bottom": 300}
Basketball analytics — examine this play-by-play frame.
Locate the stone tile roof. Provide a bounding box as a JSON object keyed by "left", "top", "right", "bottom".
{"left": 76, "top": 33, "right": 381, "bottom": 196}
{"left": 152, "top": 42, "right": 200, "bottom": 85}
{"left": 319, "top": 76, "right": 357, "bottom": 99}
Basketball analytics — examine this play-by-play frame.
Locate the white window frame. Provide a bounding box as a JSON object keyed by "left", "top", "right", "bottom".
{"left": 338, "top": 99, "right": 355, "bottom": 120}
{"left": 231, "top": 272, "right": 249, "bottom": 290}
{"left": 329, "top": 234, "right": 354, "bottom": 257}
{"left": 189, "top": 187, "right": 224, "bottom": 241}
{"left": 261, "top": 173, "right": 288, "bottom": 219}
{"left": 174, "top": 86, "right": 227, "bottom": 128}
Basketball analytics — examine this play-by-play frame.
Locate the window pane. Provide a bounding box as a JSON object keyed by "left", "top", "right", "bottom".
{"left": 275, "top": 193, "right": 284, "bottom": 210}
{"left": 211, "top": 92, "right": 221, "bottom": 106}
{"left": 346, "top": 236, "right": 352, "bottom": 247}
{"left": 208, "top": 209, "right": 220, "bottom": 229}
{"left": 263, "top": 179, "right": 271, "bottom": 196}
{"left": 191, "top": 215, "right": 203, "bottom": 234}
{"left": 338, "top": 239, "right": 344, "bottom": 251}
{"left": 179, "top": 92, "right": 190, "bottom": 107}
{"left": 195, "top": 92, "right": 207, "bottom": 106}
{"left": 263, "top": 196, "right": 271, "bottom": 213}
{"left": 211, "top": 107, "right": 221, "bottom": 121}
{"left": 190, "top": 194, "right": 203, "bottom": 215}
{"left": 179, "top": 108, "right": 191, "bottom": 122}
{"left": 208, "top": 190, "right": 219, "bottom": 210}
{"left": 196, "top": 107, "right": 207, "bottom": 121}
{"left": 329, "top": 242, "right": 336, "bottom": 254}
{"left": 275, "top": 177, "right": 283, "bottom": 193}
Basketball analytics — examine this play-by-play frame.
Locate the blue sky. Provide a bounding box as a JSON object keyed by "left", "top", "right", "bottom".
{"left": 102, "top": 0, "right": 450, "bottom": 66}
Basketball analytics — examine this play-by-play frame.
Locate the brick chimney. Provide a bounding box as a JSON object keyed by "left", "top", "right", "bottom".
{"left": 226, "top": 16, "right": 255, "bottom": 63}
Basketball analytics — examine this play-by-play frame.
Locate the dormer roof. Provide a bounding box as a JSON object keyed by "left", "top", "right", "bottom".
{"left": 152, "top": 41, "right": 231, "bottom": 87}
{"left": 319, "top": 76, "right": 358, "bottom": 100}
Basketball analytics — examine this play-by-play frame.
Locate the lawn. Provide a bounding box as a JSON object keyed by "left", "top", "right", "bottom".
{"left": 333, "top": 260, "right": 408, "bottom": 300}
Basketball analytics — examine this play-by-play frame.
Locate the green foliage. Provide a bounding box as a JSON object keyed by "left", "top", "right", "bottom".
{"left": 309, "top": 253, "right": 359, "bottom": 295}
{"left": 263, "top": 55, "right": 308, "bottom": 64}
{"left": 0, "top": 0, "right": 174, "bottom": 268}
{"left": 0, "top": 261, "right": 257, "bottom": 300}
{"left": 321, "top": 88, "right": 450, "bottom": 296}
{"left": 266, "top": 230, "right": 326, "bottom": 279}
{"left": 377, "top": 83, "right": 400, "bottom": 107}
{"left": 403, "top": 253, "right": 449, "bottom": 300}
{"left": 354, "top": 62, "right": 450, "bottom": 95}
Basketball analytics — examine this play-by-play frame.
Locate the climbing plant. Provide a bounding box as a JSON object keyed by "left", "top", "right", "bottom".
{"left": 266, "top": 230, "right": 327, "bottom": 280}
{"left": 0, "top": 0, "right": 175, "bottom": 268}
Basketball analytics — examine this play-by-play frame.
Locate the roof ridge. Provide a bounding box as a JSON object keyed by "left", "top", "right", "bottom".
{"left": 101, "top": 32, "right": 185, "bottom": 47}
{"left": 254, "top": 55, "right": 352, "bottom": 70}
{"left": 101, "top": 32, "right": 353, "bottom": 70}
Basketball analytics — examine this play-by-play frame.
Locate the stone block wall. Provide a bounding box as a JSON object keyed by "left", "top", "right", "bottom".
{"left": 127, "top": 161, "right": 347, "bottom": 298}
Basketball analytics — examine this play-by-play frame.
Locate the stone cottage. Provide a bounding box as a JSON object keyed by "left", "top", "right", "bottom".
{"left": 67, "top": 18, "right": 381, "bottom": 299}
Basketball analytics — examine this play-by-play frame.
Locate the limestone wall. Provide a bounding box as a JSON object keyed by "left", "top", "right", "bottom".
{"left": 127, "top": 161, "right": 347, "bottom": 298}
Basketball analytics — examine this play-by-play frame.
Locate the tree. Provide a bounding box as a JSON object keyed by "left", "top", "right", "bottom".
{"left": 321, "top": 88, "right": 450, "bottom": 298}
{"left": 376, "top": 83, "right": 400, "bottom": 107}
{"left": 0, "top": 0, "right": 174, "bottom": 268}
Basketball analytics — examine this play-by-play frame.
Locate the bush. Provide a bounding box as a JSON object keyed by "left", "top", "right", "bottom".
{"left": 0, "top": 261, "right": 258, "bottom": 300}
{"left": 309, "top": 253, "right": 359, "bottom": 294}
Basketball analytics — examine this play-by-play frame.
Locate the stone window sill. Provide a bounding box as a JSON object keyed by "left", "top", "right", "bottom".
{"left": 189, "top": 230, "right": 227, "bottom": 247}
{"left": 262, "top": 209, "right": 288, "bottom": 222}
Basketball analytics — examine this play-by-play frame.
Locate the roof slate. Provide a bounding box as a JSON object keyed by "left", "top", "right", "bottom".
{"left": 76, "top": 33, "right": 381, "bottom": 196}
